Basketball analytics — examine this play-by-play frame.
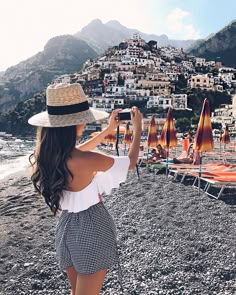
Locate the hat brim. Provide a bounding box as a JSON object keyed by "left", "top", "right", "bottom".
{"left": 28, "top": 108, "right": 109, "bottom": 127}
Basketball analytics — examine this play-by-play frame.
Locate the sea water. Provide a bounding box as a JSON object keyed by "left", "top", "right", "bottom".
{"left": 0, "top": 134, "right": 35, "bottom": 180}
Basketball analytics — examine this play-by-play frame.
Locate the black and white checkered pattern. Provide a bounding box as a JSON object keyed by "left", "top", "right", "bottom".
{"left": 55, "top": 202, "right": 118, "bottom": 274}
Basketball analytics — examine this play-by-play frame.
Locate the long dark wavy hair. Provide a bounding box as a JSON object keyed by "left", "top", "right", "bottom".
{"left": 29, "top": 126, "right": 77, "bottom": 215}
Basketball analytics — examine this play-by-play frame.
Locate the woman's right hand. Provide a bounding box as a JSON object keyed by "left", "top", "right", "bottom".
{"left": 130, "top": 106, "right": 142, "bottom": 132}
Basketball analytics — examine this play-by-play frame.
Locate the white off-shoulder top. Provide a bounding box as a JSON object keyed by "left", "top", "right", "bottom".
{"left": 60, "top": 156, "right": 130, "bottom": 213}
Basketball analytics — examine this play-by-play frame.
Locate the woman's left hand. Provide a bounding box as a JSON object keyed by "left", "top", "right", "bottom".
{"left": 107, "top": 109, "right": 122, "bottom": 132}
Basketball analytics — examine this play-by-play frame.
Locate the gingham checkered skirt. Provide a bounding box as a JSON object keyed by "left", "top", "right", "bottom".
{"left": 55, "top": 202, "right": 118, "bottom": 274}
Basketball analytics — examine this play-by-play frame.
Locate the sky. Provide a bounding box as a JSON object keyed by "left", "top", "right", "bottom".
{"left": 0, "top": 0, "right": 235, "bottom": 71}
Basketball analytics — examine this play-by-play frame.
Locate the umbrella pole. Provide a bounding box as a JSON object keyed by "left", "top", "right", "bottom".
{"left": 166, "top": 147, "right": 169, "bottom": 178}
{"left": 146, "top": 147, "right": 149, "bottom": 170}
{"left": 198, "top": 152, "right": 202, "bottom": 195}
{"left": 136, "top": 164, "right": 140, "bottom": 180}
{"left": 116, "top": 126, "right": 120, "bottom": 156}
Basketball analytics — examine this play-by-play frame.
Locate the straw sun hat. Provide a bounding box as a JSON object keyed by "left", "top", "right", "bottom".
{"left": 28, "top": 83, "right": 109, "bottom": 127}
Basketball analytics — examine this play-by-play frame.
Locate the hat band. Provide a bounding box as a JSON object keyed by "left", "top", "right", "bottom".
{"left": 47, "top": 101, "right": 89, "bottom": 115}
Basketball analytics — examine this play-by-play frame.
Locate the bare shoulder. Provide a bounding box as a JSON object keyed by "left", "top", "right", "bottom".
{"left": 68, "top": 149, "right": 114, "bottom": 172}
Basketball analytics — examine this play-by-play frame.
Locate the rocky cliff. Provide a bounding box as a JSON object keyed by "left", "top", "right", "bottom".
{"left": 0, "top": 35, "right": 97, "bottom": 113}
{"left": 189, "top": 20, "right": 236, "bottom": 67}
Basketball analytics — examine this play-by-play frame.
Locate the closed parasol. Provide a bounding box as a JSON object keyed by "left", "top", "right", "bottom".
{"left": 221, "top": 124, "right": 230, "bottom": 148}
{"left": 193, "top": 98, "right": 214, "bottom": 193}
{"left": 159, "top": 108, "right": 177, "bottom": 176}
{"left": 123, "top": 122, "right": 132, "bottom": 147}
{"left": 147, "top": 116, "right": 158, "bottom": 148}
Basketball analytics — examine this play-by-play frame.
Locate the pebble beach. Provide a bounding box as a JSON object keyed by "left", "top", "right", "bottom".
{"left": 0, "top": 157, "right": 236, "bottom": 295}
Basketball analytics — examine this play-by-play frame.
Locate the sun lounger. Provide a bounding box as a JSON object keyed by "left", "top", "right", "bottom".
{"left": 169, "top": 163, "right": 236, "bottom": 183}
{"left": 199, "top": 176, "right": 236, "bottom": 199}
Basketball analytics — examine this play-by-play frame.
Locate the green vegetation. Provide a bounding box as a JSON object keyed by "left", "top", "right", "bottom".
{"left": 0, "top": 93, "right": 45, "bottom": 136}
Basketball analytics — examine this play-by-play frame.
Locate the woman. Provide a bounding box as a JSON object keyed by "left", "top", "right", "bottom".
{"left": 28, "top": 83, "right": 142, "bottom": 295}
{"left": 173, "top": 143, "right": 200, "bottom": 165}
{"left": 156, "top": 144, "right": 167, "bottom": 159}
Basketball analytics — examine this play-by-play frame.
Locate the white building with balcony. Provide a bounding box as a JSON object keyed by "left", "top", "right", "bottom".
{"left": 188, "top": 74, "right": 214, "bottom": 90}
{"left": 104, "top": 86, "right": 126, "bottom": 97}
{"left": 91, "top": 97, "right": 125, "bottom": 112}
{"left": 147, "top": 95, "right": 172, "bottom": 109}
{"left": 172, "top": 94, "right": 188, "bottom": 110}
{"left": 211, "top": 104, "right": 233, "bottom": 125}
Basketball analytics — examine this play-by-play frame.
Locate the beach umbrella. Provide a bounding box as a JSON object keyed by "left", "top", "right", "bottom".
{"left": 146, "top": 116, "right": 158, "bottom": 166}
{"left": 193, "top": 98, "right": 214, "bottom": 192}
{"left": 159, "top": 107, "right": 177, "bottom": 176}
{"left": 123, "top": 122, "right": 132, "bottom": 148}
{"left": 221, "top": 124, "right": 230, "bottom": 150}
{"left": 193, "top": 99, "right": 214, "bottom": 153}
{"left": 147, "top": 116, "right": 158, "bottom": 148}
{"left": 104, "top": 132, "right": 116, "bottom": 144}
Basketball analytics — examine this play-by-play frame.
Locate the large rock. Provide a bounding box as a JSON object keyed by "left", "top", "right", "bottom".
{"left": 189, "top": 20, "right": 236, "bottom": 67}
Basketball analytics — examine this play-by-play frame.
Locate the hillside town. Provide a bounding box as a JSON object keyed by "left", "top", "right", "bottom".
{"left": 53, "top": 33, "right": 236, "bottom": 133}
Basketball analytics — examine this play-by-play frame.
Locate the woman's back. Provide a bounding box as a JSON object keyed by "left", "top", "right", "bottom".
{"left": 66, "top": 149, "right": 114, "bottom": 192}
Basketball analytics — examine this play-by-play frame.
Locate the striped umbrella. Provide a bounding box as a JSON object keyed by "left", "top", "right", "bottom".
{"left": 123, "top": 122, "right": 132, "bottom": 147}
{"left": 193, "top": 99, "right": 214, "bottom": 153}
{"left": 159, "top": 108, "right": 177, "bottom": 149}
{"left": 147, "top": 116, "right": 158, "bottom": 148}
{"left": 159, "top": 107, "right": 177, "bottom": 176}
{"left": 102, "top": 131, "right": 116, "bottom": 146}
{"left": 193, "top": 98, "right": 214, "bottom": 193}
{"left": 221, "top": 124, "right": 230, "bottom": 147}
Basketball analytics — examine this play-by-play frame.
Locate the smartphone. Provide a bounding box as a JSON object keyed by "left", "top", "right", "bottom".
{"left": 118, "top": 110, "right": 131, "bottom": 121}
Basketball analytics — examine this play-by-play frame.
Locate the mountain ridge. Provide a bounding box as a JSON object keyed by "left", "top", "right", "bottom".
{"left": 74, "top": 19, "right": 197, "bottom": 53}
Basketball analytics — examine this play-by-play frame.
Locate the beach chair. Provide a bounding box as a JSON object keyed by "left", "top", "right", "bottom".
{"left": 168, "top": 163, "right": 215, "bottom": 181}
{"left": 168, "top": 163, "right": 234, "bottom": 183}
{"left": 200, "top": 175, "right": 236, "bottom": 199}
{"left": 191, "top": 171, "right": 236, "bottom": 187}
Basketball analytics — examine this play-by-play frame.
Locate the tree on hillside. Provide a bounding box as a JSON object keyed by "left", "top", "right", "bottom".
{"left": 175, "top": 74, "right": 188, "bottom": 93}
{"left": 175, "top": 117, "right": 191, "bottom": 132}
{"left": 117, "top": 73, "right": 125, "bottom": 86}
{"left": 187, "top": 88, "right": 231, "bottom": 115}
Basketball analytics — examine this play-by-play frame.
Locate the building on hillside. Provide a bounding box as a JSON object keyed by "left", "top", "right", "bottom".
{"left": 166, "top": 72, "right": 179, "bottom": 82}
{"left": 172, "top": 94, "right": 188, "bottom": 110}
{"left": 232, "top": 94, "right": 236, "bottom": 118}
{"left": 195, "top": 57, "right": 206, "bottom": 66}
{"left": 188, "top": 74, "right": 214, "bottom": 90}
{"left": 146, "top": 95, "right": 172, "bottom": 109}
{"left": 104, "top": 86, "right": 126, "bottom": 97}
{"left": 211, "top": 104, "right": 233, "bottom": 125}
{"left": 87, "top": 69, "right": 100, "bottom": 81}
{"left": 137, "top": 80, "right": 171, "bottom": 95}
{"left": 146, "top": 94, "right": 188, "bottom": 110}
{"left": 83, "top": 79, "right": 103, "bottom": 96}
{"left": 90, "top": 97, "right": 125, "bottom": 112}
{"left": 54, "top": 74, "right": 71, "bottom": 84}
{"left": 182, "top": 60, "right": 194, "bottom": 72}
{"left": 126, "top": 33, "right": 146, "bottom": 47}
{"left": 218, "top": 69, "right": 236, "bottom": 88}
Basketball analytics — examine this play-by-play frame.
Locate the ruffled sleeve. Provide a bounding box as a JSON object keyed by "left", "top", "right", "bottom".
{"left": 95, "top": 156, "right": 130, "bottom": 195}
